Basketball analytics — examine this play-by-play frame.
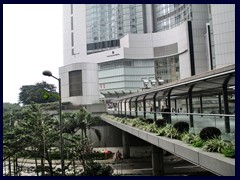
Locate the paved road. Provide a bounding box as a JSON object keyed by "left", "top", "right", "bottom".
{"left": 101, "top": 155, "right": 216, "bottom": 176}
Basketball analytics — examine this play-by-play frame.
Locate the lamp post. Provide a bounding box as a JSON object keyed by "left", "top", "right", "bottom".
{"left": 42, "top": 70, "right": 65, "bottom": 176}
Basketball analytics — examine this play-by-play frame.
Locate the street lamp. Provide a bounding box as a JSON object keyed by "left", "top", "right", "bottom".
{"left": 42, "top": 70, "right": 65, "bottom": 176}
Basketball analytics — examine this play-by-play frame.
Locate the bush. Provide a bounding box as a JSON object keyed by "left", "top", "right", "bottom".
{"left": 199, "top": 127, "right": 221, "bottom": 140}
{"left": 158, "top": 124, "right": 180, "bottom": 139}
{"left": 88, "top": 151, "right": 113, "bottom": 160}
{"left": 181, "top": 132, "right": 205, "bottom": 147}
{"left": 202, "top": 137, "right": 226, "bottom": 153}
{"left": 181, "top": 132, "right": 195, "bottom": 144}
{"left": 141, "top": 123, "right": 159, "bottom": 133}
{"left": 126, "top": 115, "right": 135, "bottom": 119}
{"left": 173, "top": 121, "right": 189, "bottom": 133}
{"left": 191, "top": 135, "right": 205, "bottom": 147}
{"left": 222, "top": 141, "right": 235, "bottom": 158}
{"left": 222, "top": 147, "right": 235, "bottom": 158}
{"left": 81, "top": 161, "right": 113, "bottom": 176}
{"left": 145, "top": 118, "right": 154, "bottom": 124}
{"left": 156, "top": 119, "right": 166, "bottom": 128}
{"left": 139, "top": 117, "right": 146, "bottom": 121}
{"left": 114, "top": 114, "right": 126, "bottom": 118}
{"left": 129, "top": 118, "right": 145, "bottom": 127}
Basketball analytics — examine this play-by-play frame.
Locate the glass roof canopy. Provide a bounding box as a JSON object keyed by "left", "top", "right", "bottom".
{"left": 112, "top": 64, "right": 235, "bottom": 103}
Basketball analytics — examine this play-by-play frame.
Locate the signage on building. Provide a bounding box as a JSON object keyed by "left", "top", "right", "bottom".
{"left": 107, "top": 51, "right": 120, "bottom": 58}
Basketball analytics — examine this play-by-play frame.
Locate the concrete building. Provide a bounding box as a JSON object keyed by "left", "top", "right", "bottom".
{"left": 59, "top": 4, "right": 235, "bottom": 106}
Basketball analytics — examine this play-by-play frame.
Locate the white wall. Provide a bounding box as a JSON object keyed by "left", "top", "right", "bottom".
{"left": 211, "top": 4, "right": 235, "bottom": 69}
{"left": 63, "top": 4, "right": 87, "bottom": 66}
{"left": 59, "top": 62, "right": 99, "bottom": 105}
{"left": 191, "top": 4, "right": 209, "bottom": 74}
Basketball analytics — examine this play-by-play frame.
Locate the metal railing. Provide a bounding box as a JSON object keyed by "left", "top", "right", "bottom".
{"left": 107, "top": 110, "right": 235, "bottom": 141}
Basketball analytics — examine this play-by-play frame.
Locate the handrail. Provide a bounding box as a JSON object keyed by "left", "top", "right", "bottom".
{"left": 107, "top": 110, "right": 235, "bottom": 117}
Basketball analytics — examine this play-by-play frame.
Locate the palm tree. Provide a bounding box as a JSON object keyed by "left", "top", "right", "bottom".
{"left": 63, "top": 108, "right": 101, "bottom": 142}
{"left": 62, "top": 108, "right": 101, "bottom": 173}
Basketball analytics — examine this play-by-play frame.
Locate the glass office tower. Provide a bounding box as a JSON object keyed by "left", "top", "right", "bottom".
{"left": 60, "top": 4, "right": 235, "bottom": 105}
{"left": 86, "top": 4, "right": 145, "bottom": 54}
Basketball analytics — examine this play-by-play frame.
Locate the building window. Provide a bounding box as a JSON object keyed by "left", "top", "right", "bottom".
{"left": 71, "top": 32, "right": 74, "bottom": 47}
{"left": 69, "top": 70, "right": 82, "bottom": 96}
{"left": 71, "top": 4, "right": 73, "bottom": 14}
{"left": 155, "top": 55, "right": 180, "bottom": 82}
{"left": 71, "top": 16, "right": 73, "bottom": 30}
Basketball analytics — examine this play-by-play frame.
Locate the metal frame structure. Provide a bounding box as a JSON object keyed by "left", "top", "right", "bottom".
{"left": 111, "top": 65, "right": 235, "bottom": 133}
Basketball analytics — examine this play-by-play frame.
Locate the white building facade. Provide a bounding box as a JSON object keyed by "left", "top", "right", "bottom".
{"left": 60, "top": 4, "right": 235, "bottom": 105}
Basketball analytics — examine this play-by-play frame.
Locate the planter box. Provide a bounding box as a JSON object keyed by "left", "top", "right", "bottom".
{"left": 101, "top": 116, "right": 235, "bottom": 176}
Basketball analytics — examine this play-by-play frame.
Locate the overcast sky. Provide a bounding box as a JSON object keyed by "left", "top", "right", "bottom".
{"left": 3, "top": 4, "right": 63, "bottom": 104}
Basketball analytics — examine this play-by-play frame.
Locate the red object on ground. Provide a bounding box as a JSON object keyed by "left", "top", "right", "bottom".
{"left": 105, "top": 150, "right": 111, "bottom": 154}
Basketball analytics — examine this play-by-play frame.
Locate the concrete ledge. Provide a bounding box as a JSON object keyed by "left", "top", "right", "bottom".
{"left": 138, "top": 130, "right": 148, "bottom": 141}
{"left": 174, "top": 140, "right": 201, "bottom": 164}
{"left": 101, "top": 116, "right": 235, "bottom": 176}
{"left": 198, "top": 151, "right": 235, "bottom": 176}
{"left": 157, "top": 136, "right": 175, "bottom": 154}
{"left": 147, "top": 132, "right": 159, "bottom": 146}
{"left": 131, "top": 127, "right": 139, "bottom": 137}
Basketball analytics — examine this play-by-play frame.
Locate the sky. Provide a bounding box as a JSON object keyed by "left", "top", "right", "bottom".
{"left": 3, "top": 4, "right": 64, "bottom": 104}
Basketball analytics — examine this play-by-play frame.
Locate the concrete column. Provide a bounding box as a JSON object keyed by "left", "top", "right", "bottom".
{"left": 152, "top": 145, "right": 164, "bottom": 176}
{"left": 222, "top": 74, "right": 233, "bottom": 133}
{"left": 129, "top": 98, "right": 133, "bottom": 116}
{"left": 143, "top": 94, "right": 147, "bottom": 118}
{"left": 153, "top": 92, "right": 158, "bottom": 122}
{"left": 122, "top": 131, "right": 130, "bottom": 159}
{"left": 124, "top": 99, "right": 127, "bottom": 116}
{"left": 188, "top": 85, "right": 195, "bottom": 127}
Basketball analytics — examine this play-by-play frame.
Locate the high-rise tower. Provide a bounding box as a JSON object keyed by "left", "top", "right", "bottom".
{"left": 60, "top": 4, "right": 235, "bottom": 106}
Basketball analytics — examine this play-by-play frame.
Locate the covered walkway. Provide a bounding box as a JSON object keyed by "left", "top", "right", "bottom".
{"left": 111, "top": 65, "right": 235, "bottom": 134}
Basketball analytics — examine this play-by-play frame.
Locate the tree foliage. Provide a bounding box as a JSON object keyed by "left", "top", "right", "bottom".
{"left": 18, "top": 81, "right": 59, "bottom": 105}
{"left": 3, "top": 103, "right": 21, "bottom": 113}
{"left": 62, "top": 108, "right": 101, "bottom": 142}
{"left": 3, "top": 104, "right": 107, "bottom": 176}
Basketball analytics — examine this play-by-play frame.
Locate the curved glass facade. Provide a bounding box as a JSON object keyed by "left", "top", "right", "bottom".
{"left": 153, "top": 4, "right": 192, "bottom": 32}
{"left": 155, "top": 55, "right": 180, "bottom": 83}
{"left": 86, "top": 4, "right": 145, "bottom": 54}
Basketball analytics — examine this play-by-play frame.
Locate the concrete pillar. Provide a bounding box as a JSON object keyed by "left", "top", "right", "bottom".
{"left": 153, "top": 92, "right": 158, "bottom": 122}
{"left": 222, "top": 74, "right": 233, "bottom": 133}
{"left": 143, "top": 94, "right": 147, "bottom": 118}
{"left": 122, "top": 131, "right": 130, "bottom": 159}
{"left": 152, "top": 145, "right": 164, "bottom": 176}
{"left": 188, "top": 85, "right": 195, "bottom": 127}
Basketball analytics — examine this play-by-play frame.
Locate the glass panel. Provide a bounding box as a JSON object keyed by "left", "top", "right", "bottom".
{"left": 69, "top": 70, "right": 82, "bottom": 96}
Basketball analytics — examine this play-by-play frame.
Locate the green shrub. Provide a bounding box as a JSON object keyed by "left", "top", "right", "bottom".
{"left": 141, "top": 123, "right": 159, "bottom": 133}
{"left": 139, "top": 117, "right": 146, "bottom": 122}
{"left": 199, "top": 127, "right": 221, "bottom": 140}
{"left": 191, "top": 135, "right": 205, "bottom": 147}
{"left": 222, "top": 148, "right": 235, "bottom": 158}
{"left": 119, "top": 118, "right": 126, "bottom": 124}
{"left": 181, "top": 133, "right": 204, "bottom": 147}
{"left": 173, "top": 121, "right": 189, "bottom": 133}
{"left": 126, "top": 115, "right": 135, "bottom": 119}
{"left": 88, "top": 152, "right": 113, "bottom": 160}
{"left": 145, "top": 118, "right": 154, "bottom": 124}
{"left": 81, "top": 161, "right": 113, "bottom": 176}
{"left": 156, "top": 119, "right": 166, "bottom": 128}
{"left": 130, "top": 119, "right": 146, "bottom": 127}
{"left": 202, "top": 137, "right": 226, "bottom": 153}
{"left": 222, "top": 141, "right": 235, "bottom": 158}
{"left": 181, "top": 132, "right": 195, "bottom": 144}
{"left": 157, "top": 124, "right": 180, "bottom": 139}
